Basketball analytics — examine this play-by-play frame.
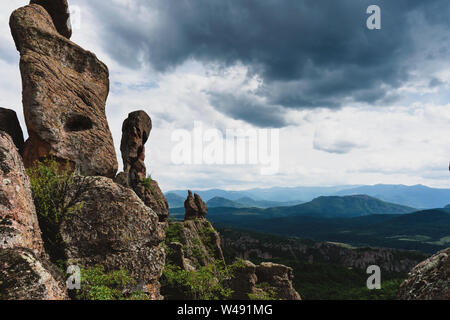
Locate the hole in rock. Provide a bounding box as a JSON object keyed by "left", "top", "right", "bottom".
{"left": 65, "top": 114, "right": 94, "bottom": 132}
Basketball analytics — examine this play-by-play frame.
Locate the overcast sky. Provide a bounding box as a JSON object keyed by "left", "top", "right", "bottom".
{"left": 1, "top": 0, "right": 450, "bottom": 191}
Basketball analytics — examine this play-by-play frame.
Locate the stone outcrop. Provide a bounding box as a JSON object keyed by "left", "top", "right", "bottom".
{"left": 0, "top": 132, "right": 67, "bottom": 300}
{"left": 118, "top": 111, "right": 169, "bottom": 222}
{"left": 226, "top": 260, "right": 258, "bottom": 300}
{"left": 121, "top": 111, "right": 152, "bottom": 183}
{"left": 0, "top": 248, "right": 67, "bottom": 300}
{"left": 29, "top": 0, "right": 72, "bottom": 39}
{"left": 10, "top": 4, "right": 118, "bottom": 178}
{"left": 0, "top": 108, "right": 24, "bottom": 155}
{"left": 256, "top": 262, "right": 302, "bottom": 300}
{"left": 398, "top": 248, "right": 450, "bottom": 300}
{"left": 0, "top": 132, "right": 44, "bottom": 257}
{"left": 60, "top": 176, "right": 166, "bottom": 300}
{"left": 226, "top": 260, "right": 302, "bottom": 300}
{"left": 167, "top": 219, "right": 224, "bottom": 270}
{"left": 184, "top": 191, "right": 208, "bottom": 221}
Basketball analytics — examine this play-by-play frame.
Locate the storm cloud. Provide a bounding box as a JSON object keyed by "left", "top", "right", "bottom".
{"left": 84, "top": 0, "right": 450, "bottom": 127}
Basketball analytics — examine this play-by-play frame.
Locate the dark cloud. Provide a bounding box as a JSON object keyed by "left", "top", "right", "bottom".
{"left": 87, "top": 0, "right": 450, "bottom": 126}
{"left": 208, "top": 92, "right": 288, "bottom": 128}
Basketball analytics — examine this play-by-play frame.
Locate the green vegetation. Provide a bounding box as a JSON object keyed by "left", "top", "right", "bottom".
{"left": 210, "top": 208, "right": 450, "bottom": 253}
{"left": 140, "top": 175, "right": 153, "bottom": 192}
{"left": 219, "top": 228, "right": 413, "bottom": 300}
{"left": 74, "top": 265, "right": 148, "bottom": 300}
{"left": 249, "top": 283, "right": 278, "bottom": 300}
{"left": 26, "top": 159, "right": 91, "bottom": 262}
{"left": 161, "top": 261, "right": 233, "bottom": 300}
{"left": 280, "top": 259, "right": 404, "bottom": 300}
{"left": 165, "top": 220, "right": 184, "bottom": 244}
{"left": 198, "top": 225, "right": 219, "bottom": 257}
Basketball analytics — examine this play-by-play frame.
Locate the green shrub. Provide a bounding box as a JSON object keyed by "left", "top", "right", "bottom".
{"left": 161, "top": 261, "right": 233, "bottom": 300}
{"left": 140, "top": 176, "right": 153, "bottom": 192}
{"left": 26, "top": 159, "right": 91, "bottom": 262}
{"left": 74, "top": 265, "right": 148, "bottom": 300}
{"left": 165, "top": 222, "right": 184, "bottom": 244}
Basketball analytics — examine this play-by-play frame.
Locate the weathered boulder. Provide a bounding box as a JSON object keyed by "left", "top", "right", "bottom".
{"left": 10, "top": 4, "right": 118, "bottom": 178}
{"left": 0, "top": 132, "right": 67, "bottom": 300}
{"left": 167, "top": 242, "right": 190, "bottom": 271}
{"left": 256, "top": 263, "right": 302, "bottom": 300}
{"left": 29, "top": 0, "right": 72, "bottom": 39}
{"left": 398, "top": 248, "right": 450, "bottom": 300}
{"left": 0, "top": 108, "right": 24, "bottom": 155}
{"left": 133, "top": 181, "right": 169, "bottom": 223}
{"left": 184, "top": 191, "right": 208, "bottom": 221}
{"left": 118, "top": 111, "right": 168, "bottom": 222}
{"left": 0, "top": 132, "right": 44, "bottom": 257}
{"left": 0, "top": 248, "right": 67, "bottom": 300}
{"left": 60, "top": 176, "right": 166, "bottom": 299}
{"left": 226, "top": 260, "right": 258, "bottom": 300}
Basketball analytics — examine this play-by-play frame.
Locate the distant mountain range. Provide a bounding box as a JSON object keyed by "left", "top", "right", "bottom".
{"left": 171, "top": 195, "right": 417, "bottom": 219}
{"left": 169, "top": 193, "right": 450, "bottom": 253}
{"left": 334, "top": 184, "right": 450, "bottom": 209}
{"left": 166, "top": 184, "right": 450, "bottom": 209}
{"left": 206, "top": 196, "right": 304, "bottom": 209}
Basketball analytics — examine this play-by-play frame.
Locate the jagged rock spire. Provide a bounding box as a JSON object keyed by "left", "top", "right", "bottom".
{"left": 10, "top": 3, "right": 118, "bottom": 177}
{"left": 118, "top": 111, "right": 169, "bottom": 223}
{"left": 120, "top": 110, "right": 152, "bottom": 185}
{"left": 184, "top": 190, "right": 208, "bottom": 221}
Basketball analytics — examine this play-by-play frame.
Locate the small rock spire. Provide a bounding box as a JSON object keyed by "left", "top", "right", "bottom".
{"left": 184, "top": 190, "right": 208, "bottom": 221}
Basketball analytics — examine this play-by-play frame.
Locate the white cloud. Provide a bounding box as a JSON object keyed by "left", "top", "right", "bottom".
{"left": 1, "top": 1, "right": 450, "bottom": 192}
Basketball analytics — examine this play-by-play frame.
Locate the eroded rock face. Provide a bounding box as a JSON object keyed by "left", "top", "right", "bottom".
{"left": 121, "top": 111, "right": 152, "bottom": 183}
{"left": 29, "top": 0, "right": 72, "bottom": 39}
{"left": 184, "top": 191, "right": 208, "bottom": 221}
{"left": 0, "top": 248, "right": 67, "bottom": 300}
{"left": 10, "top": 4, "right": 118, "bottom": 178}
{"left": 226, "top": 260, "right": 258, "bottom": 300}
{"left": 0, "top": 132, "right": 67, "bottom": 300}
{"left": 133, "top": 181, "right": 169, "bottom": 223}
{"left": 256, "top": 262, "right": 302, "bottom": 300}
{"left": 118, "top": 111, "right": 169, "bottom": 222}
{"left": 60, "top": 176, "right": 166, "bottom": 299}
{"left": 398, "top": 248, "right": 450, "bottom": 300}
{"left": 0, "top": 108, "right": 24, "bottom": 155}
{"left": 0, "top": 132, "right": 44, "bottom": 257}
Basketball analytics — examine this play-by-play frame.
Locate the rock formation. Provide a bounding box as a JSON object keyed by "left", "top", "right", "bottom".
{"left": 118, "top": 111, "right": 169, "bottom": 222}
{"left": 0, "top": 132, "right": 44, "bottom": 256}
{"left": 0, "top": 248, "right": 67, "bottom": 300}
{"left": 60, "top": 176, "right": 166, "bottom": 300}
{"left": 226, "top": 260, "right": 301, "bottom": 300}
{"left": 226, "top": 260, "right": 258, "bottom": 300}
{"left": 0, "top": 108, "right": 24, "bottom": 155}
{"left": 10, "top": 4, "right": 118, "bottom": 178}
{"left": 0, "top": 132, "right": 67, "bottom": 300}
{"left": 256, "top": 262, "right": 302, "bottom": 300}
{"left": 398, "top": 248, "right": 450, "bottom": 300}
{"left": 184, "top": 191, "right": 208, "bottom": 221}
{"left": 29, "top": 0, "right": 72, "bottom": 39}
{"left": 121, "top": 111, "right": 152, "bottom": 183}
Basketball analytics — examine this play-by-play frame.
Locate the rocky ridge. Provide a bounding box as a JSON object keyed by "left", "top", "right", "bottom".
{"left": 398, "top": 248, "right": 450, "bottom": 300}
{"left": 164, "top": 193, "right": 301, "bottom": 300}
